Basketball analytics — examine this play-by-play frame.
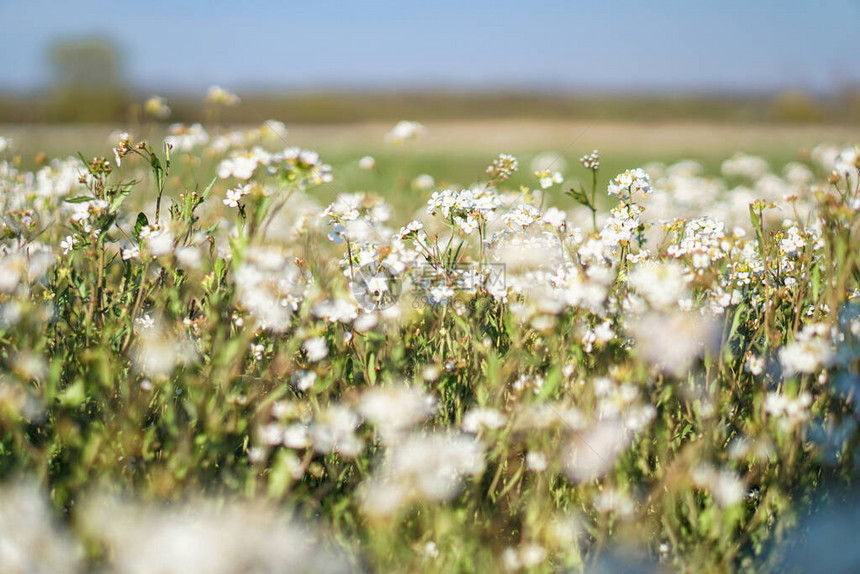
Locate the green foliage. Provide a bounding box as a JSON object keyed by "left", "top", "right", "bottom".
{"left": 0, "top": 117, "right": 859, "bottom": 572}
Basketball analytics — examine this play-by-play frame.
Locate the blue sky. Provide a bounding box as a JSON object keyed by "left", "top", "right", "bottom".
{"left": 1, "top": 0, "right": 858, "bottom": 93}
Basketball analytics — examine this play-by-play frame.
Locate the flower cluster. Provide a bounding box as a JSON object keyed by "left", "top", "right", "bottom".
{"left": 486, "top": 153, "right": 519, "bottom": 182}
{"left": 579, "top": 149, "right": 600, "bottom": 171}
{"left": 534, "top": 169, "right": 564, "bottom": 189}
{"left": 427, "top": 186, "right": 501, "bottom": 234}
{"left": 607, "top": 168, "right": 652, "bottom": 201}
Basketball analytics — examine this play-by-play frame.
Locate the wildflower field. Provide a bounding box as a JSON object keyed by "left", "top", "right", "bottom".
{"left": 1, "top": 93, "right": 860, "bottom": 573}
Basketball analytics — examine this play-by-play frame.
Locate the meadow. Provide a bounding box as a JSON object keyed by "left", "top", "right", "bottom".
{"left": 1, "top": 94, "right": 859, "bottom": 573}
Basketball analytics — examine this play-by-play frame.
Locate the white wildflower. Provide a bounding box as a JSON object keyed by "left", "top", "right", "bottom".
{"left": 303, "top": 337, "right": 328, "bottom": 362}
{"left": 385, "top": 120, "right": 426, "bottom": 144}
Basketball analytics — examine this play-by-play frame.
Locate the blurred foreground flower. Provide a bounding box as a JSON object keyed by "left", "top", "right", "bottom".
{"left": 0, "top": 483, "right": 83, "bottom": 574}
{"left": 79, "top": 494, "right": 352, "bottom": 574}
{"left": 361, "top": 432, "right": 485, "bottom": 517}
{"left": 628, "top": 311, "right": 721, "bottom": 376}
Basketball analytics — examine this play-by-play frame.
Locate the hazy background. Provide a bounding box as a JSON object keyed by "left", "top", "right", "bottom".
{"left": 2, "top": 0, "right": 859, "bottom": 190}
{"left": 1, "top": 0, "right": 860, "bottom": 124}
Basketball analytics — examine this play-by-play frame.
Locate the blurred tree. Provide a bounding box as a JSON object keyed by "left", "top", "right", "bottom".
{"left": 49, "top": 38, "right": 123, "bottom": 88}
{"left": 46, "top": 37, "right": 130, "bottom": 122}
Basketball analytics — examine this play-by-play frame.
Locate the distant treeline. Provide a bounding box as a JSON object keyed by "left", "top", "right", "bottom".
{"left": 1, "top": 89, "right": 859, "bottom": 124}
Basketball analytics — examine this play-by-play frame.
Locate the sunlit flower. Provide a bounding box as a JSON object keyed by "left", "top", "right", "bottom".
{"left": 607, "top": 168, "right": 652, "bottom": 201}
{"left": 487, "top": 153, "right": 519, "bottom": 182}
{"left": 223, "top": 184, "right": 252, "bottom": 207}
{"left": 534, "top": 170, "right": 563, "bottom": 189}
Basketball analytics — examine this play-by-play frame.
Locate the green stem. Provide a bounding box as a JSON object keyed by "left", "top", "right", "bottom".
{"left": 591, "top": 170, "right": 598, "bottom": 234}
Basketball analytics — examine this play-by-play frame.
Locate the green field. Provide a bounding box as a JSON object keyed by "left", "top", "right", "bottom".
{"left": 3, "top": 119, "right": 857, "bottom": 207}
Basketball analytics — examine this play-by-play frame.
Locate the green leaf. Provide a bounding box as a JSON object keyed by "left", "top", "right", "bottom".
{"left": 110, "top": 181, "right": 136, "bottom": 213}
{"left": 133, "top": 212, "right": 149, "bottom": 243}
{"left": 64, "top": 196, "right": 94, "bottom": 204}
{"left": 150, "top": 152, "right": 165, "bottom": 190}
{"left": 811, "top": 264, "right": 820, "bottom": 301}
{"left": 538, "top": 366, "right": 561, "bottom": 399}
{"left": 200, "top": 176, "right": 217, "bottom": 202}
{"left": 366, "top": 352, "right": 377, "bottom": 385}
{"left": 77, "top": 152, "right": 92, "bottom": 173}
{"left": 267, "top": 450, "right": 294, "bottom": 499}
{"left": 748, "top": 203, "right": 760, "bottom": 230}
{"left": 566, "top": 186, "right": 590, "bottom": 206}
{"left": 181, "top": 191, "right": 194, "bottom": 221}
{"left": 749, "top": 203, "right": 765, "bottom": 259}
